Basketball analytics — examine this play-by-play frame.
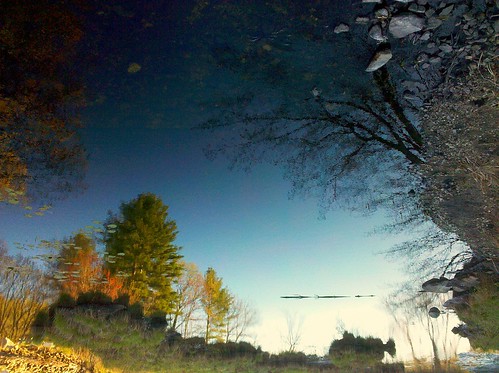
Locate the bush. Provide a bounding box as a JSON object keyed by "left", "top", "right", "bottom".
{"left": 113, "top": 293, "right": 130, "bottom": 307}
{"left": 76, "top": 291, "right": 113, "bottom": 306}
{"left": 55, "top": 293, "right": 76, "bottom": 309}
{"left": 147, "top": 310, "right": 168, "bottom": 329}
{"left": 268, "top": 351, "right": 308, "bottom": 366}
{"left": 207, "top": 341, "right": 259, "bottom": 359}
{"left": 179, "top": 337, "right": 206, "bottom": 357}
{"left": 127, "top": 302, "right": 144, "bottom": 320}
{"left": 31, "top": 309, "right": 51, "bottom": 328}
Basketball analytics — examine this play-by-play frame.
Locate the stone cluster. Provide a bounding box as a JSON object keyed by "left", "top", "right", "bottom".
{"left": 336, "top": 0, "right": 497, "bottom": 105}
{"left": 0, "top": 339, "right": 90, "bottom": 373}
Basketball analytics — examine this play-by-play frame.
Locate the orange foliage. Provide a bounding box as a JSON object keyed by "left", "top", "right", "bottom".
{"left": 99, "top": 269, "right": 125, "bottom": 300}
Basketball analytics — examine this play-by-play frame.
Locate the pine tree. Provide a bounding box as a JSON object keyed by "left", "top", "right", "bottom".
{"left": 104, "top": 193, "right": 183, "bottom": 313}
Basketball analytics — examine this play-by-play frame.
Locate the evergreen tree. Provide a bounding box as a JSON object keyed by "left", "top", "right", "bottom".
{"left": 201, "top": 267, "right": 232, "bottom": 343}
{"left": 104, "top": 193, "right": 183, "bottom": 313}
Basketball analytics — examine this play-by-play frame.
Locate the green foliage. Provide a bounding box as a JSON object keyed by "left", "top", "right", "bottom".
{"left": 76, "top": 291, "right": 113, "bottom": 306}
{"left": 455, "top": 275, "right": 499, "bottom": 350}
{"left": 55, "top": 293, "right": 76, "bottom": 308}
{"left": 104, "top": 193, "right": 183, "bottom": 313}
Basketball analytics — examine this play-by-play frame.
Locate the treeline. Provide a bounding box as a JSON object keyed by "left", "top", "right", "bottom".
{"left": 0, "top": 193, "right": 256, "bottom": 344}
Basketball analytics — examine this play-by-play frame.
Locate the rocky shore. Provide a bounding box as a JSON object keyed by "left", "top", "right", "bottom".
{"left": 0, "top": 338, "right": 96, "bottom": 373}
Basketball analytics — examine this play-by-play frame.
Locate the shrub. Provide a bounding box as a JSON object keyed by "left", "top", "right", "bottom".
{"left": 113, "top": 293, "right": 130, "bottom": 307}
{"left": 268, "top": 351, "right": 308, "bottom": 366}
{"left": 207, "top": 341, "right": 259, "bottom": 359}
{"left": 147, "top": 310, "right": 168, "bottom": 329}
{"left": 128, "top": 302, "right": 144, "bottom": 320}
{"left": 179, "top": 337, "right": 206, "bottom": 357}
{"left": 76, "top": 291, "right": 113, "bottom": 306}
{"left": 55, "top": 293, "right": 76, "bottom": 309}
{"left": 31, "top": 308, "right": 51, "bottom": 328}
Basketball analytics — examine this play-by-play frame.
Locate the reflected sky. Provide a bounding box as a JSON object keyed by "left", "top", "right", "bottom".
{"left": 0, "top": 0, "right": 470, "bottom": 357}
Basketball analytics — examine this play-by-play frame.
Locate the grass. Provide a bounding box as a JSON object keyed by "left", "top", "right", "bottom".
{"left": 37, "top": 309, "right": 332, "bottom": 372}
{"left": 455, "top": 274, "right": 499, "bottom": 351}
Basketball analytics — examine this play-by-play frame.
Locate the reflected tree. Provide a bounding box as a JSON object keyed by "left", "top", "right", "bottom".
{"left": 0, "top": 0, "right": 87, "bottom": 206}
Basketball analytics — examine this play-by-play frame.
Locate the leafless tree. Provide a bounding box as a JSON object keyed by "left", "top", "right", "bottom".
{"left": 224, "top": 297, "right": 258, "bottom": 343}
{"left": 171, "top": 262, "right": 204, "bottom": 337}
{"left": 282, "top": 312, "right": 304, "bottom": 352}
{"left": 0, "top": 242, "right": 52, "bottom": 340}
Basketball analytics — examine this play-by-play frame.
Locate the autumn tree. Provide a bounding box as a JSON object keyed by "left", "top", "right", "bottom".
{"left": 52, "top": 232, "right": 101, "bottom": 298}
{"left": 51, "top": 232, "right": 123, "bottom": 300}
{"left": 104, "top": 193, "right": 183, "bottom": 313}
{"left": 171, "top": 262, "right": 204, "bottom": 337}
{"left": 0, "top": 0, "right": 87, "bottom": 206}
{"left": 0, "top": 242, "right": 52, "bottom": 340}
{"left": 201, "top": 267, "right": 232, "bottom": 343}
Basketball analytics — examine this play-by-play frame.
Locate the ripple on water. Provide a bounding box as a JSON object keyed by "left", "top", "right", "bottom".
{"left": 457, "top": 352, "right": 499, "bottom": 372}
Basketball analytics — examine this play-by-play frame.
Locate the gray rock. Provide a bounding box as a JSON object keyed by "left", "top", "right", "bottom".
{"left": 422, "top": 277, "right": 452, "bottom": 292}
{"left": 420, "top": 31, "right": 432, "bottom": 40}
{"left": 443, "top": 296, "right": 468, "bottom": 309}
{"left": 375, "top": 8, "right": 389, "bottom": 19}
{"left": 362, "top": 0, "right": 382, "bottom": 3}
{"left": 389, "top": 13, "right": 425, "bottom": 38}
{"left": 409, "top": 4, "right": 426, "bottom": 13}
{"left": 417, "top": 0, "right": 428, "bottom": 4}
{"left": 425, "top": 8, "right": 436, "bottom": 17}
{"left": 439, "top": 43, "right": 453, "bottom": 53}
{"left": 439, "top": 4, "right": 454, "bottom": 16}
{"left": 355, "top": 16, "right": 370, "bottom": 24}
{"left": 334, "top": 23, "right": 350, "bottom": 33}
{"left": 365, "top": 46, "right": 392, "bottom": 72}
{"left": 429, "top": 56, "right": 442, "bottom": 63}
{"left": 368, "top": 24, "right": 386, "bottom": 42}
{"left": 427, "top": 17, "right": 443, "bottom": 29}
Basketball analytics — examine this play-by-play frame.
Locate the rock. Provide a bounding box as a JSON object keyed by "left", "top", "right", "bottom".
{"left": 429, "top": 56, "right": 442, "bottom": 64}
{"left": 439, "top": 43, "right": 453, "bottom": 53}
{"left": 428, "top": 306, "right": 442, "bottom": 318}
{"left": 422, "top": 277, "right": 452, "bottom": 292}
{"left": 395, "top": 0, "right": 413, "bottom": 3}
{"left": 443, "top": 296, "right": 469, "bottom": 309}
{"left": 417, "top": 0, "right": 428, "bottom": 4}
{"left": 362, "top": 0, "right": 382, "bottom": 3}
{"left": 389, "top": 13, "right": 425, "bottom": 38}
{"left": 427, "top": 17, "right": 443, "bottom": 29}
{"left": 365, "top": 45, "right": 392, "bottom": 72}
{"left": 409, "top": 4, "right": 426, "bottom": 13}
{"left": 368, "top": 24, "right": 386, "bottom": 42}
{"left": 375, "top": 8, "right": 389, "bottom": 19}
{"left": 334, "top": 23, "right": 350, "bottom": 33}
{"left": 0, "top": 337, "right": 16, "bottom": 349}
{"left": 42, "top": 342, "right": 55, "bottom": 348}
{"left": 420, "top": 31, "right": 432, "bottom": 41}
{"left": 355, "top": 16, "right": 370, "bottom": 24}
{"left": 439, "top": 4, "right": 454, "bottom": 16}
